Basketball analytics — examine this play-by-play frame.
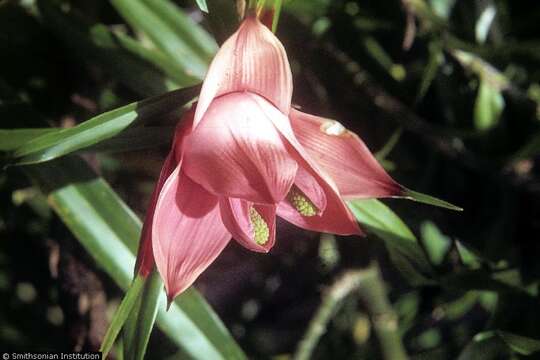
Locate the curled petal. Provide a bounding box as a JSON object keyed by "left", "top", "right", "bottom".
{"left": 219, "top": 198, "right": 276, "bottom": 253}
{"left": 289, "top": 109, "right": 403, "bottom": 199}
{"left": 249, "top": 96, "right": 362, "bottom": 235}
{"left": 194, "top": 16, "right": 293, "bottom": 127}
{"left": 183, "top": 93, "right": 298, "bottom": 204}
{"left": 152, "top": 165, "right": 231, "bottom": 301}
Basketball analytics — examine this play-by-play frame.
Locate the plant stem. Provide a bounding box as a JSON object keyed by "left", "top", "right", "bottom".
{"left": 293, "top": 264, "right": 408, "bottom": 360}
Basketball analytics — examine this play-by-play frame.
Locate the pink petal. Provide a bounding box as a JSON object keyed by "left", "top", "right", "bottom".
{"left": 193, "top": 15, "right": 293, "bottom": 127}
{"left": 152, "top": 164, "right": 231, "bottom": 301}
{"left": 219, "top": 198, "right": 276, "bottom": 253}
{"left": 289, "top": 109, "right": 403, "bottom": 199}
{"left": 135, "top": 108, "right": 196, "bottom": 277}
{"left": 249, "top": 96, "right": 362, "bottom": 235}
{"left": 183, "top": 92, "right": 298, "bottom": 204}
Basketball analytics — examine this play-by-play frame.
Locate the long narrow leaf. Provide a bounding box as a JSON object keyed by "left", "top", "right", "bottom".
{"left": 142, "top": 0, "right": 217, "bottom": 60}
{"left": 111, "top": 28, "right": 200, "bottom": 87}
{"left": 9, "top": 86, "right": 199, "bottom": 165}
{"left": 0, "top": 129, "right": 55, "bottom": 152}
{"left": 100, "top": 275, "right": 146, "bottom": 358}
{"left": 127, "top": 271, "right": 162, "bottom": 360}
{"left": 110, "top": 0, "right": 209, "bottom": 78}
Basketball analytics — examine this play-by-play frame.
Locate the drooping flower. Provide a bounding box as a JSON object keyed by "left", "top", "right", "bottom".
{"left": 135, "top": 15, "right": 405, "bottom": 302}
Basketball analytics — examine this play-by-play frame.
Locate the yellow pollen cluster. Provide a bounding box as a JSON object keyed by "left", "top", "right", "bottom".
{"left": 287, "top": 188, "right": 318, "bottom": 217}
{"left": 249, "top": 207, "right": 270, "bottom": 245}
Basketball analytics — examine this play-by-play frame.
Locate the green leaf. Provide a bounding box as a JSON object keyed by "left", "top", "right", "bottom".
{"left": 195, "top": 0, "right": 209, "bottom": 13}
{"left": 455, "top": 240, "right": 483, "bottom": 269}
{"left": 24, "top": 156, "right": 246, "bottom": 360}
{"left": 88, "top": 127, "right": 174, "bottom": 154}
{"left": 142, "top": 0, "right": 217, "bottom": 60}
{"left": 100, "top": 275, "right": 146, "bottom": 358}
{"left": 348, "top": 199, "right": 435, "bottom": 286}
{"left": 416, "top": 42, "right": 443, "bottom": 102}
{"left": 475, "top": 5, "right": 496, "bottom": 44}
{"left": 402, "top": 188, "right": 463, "bottom": 211}
{"left": 110, "top": 0, "right": 209, "bottom": 78}
{"left": 458, "top": 332, "right": 511, "bottom": 360}
{"left": 126, "top": 271, "right": 162, "bottom": 360}
{"left": 271, "top": 0, "right": 284, "bottom": 33}
{"left": 420, "top": 221, "right": 452, "bottom": 266}
{"left": 459, "top": 331, "right": 540, "bottom": 358}
{"left": 474, "top": 79, "right": 505, "bottom": 131}
{"left": 496, "top": 331, "right": 540, "bottom": 355}
{"left": 362, "top": 36, "right": 406, "bottom": 81}
{"left": 428, "top": 0, "right": 456, "bottom": 20}
{"left": 110, "top": 29, "right": 201, "bottom": 87}
{"left": 0, "top": 129, "right": 55, "bottom": 152}
{"left": 7, "top": 86, "right": 199, "bottom": 165}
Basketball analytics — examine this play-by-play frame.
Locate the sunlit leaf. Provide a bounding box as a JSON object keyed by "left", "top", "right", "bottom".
{"left": 143, "top": 0, "right": 217, "bottom": 59}
{"left": 110, "top": 0, "right": 209, "bottom": 78}
{"left": 474, "top": 79, "right": 505, "bottom": 131}
{"left": 455, "top": 240, "right": 483, "bottom": 269}
{"left": 110, "top": 29, "right": 200, "bottom": 87}
{"left": 195, "top": 0, "right": 209, "bottom": 13}
{"left": 420, "top": 221, "right": 451, "bottom": 266}
{"left": 475, "top": 5, "right": 496, "bottom": 44}
{"left": 348, "top": 199, "right": 435, "bottom": 286}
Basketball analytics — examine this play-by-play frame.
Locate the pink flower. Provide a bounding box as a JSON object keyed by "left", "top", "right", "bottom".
{"left": 135, "top": 16, "right": 404, "bottom": 302}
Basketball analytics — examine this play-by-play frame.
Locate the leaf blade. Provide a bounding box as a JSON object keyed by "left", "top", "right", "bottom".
{"left": 9, "top": 86, "right": 199, "bottom": 165}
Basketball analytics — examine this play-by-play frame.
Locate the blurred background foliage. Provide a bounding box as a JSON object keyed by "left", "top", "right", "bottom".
{"left": 1, "top": 0, "right": 540, "bottom": 358}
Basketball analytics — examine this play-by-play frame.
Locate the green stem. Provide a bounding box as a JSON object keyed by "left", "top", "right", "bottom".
{"left": 360, "top": 265, "right": 408, "bottom": 360}
{"left": 247, "top": 0, "right": 258, "bottom": 11}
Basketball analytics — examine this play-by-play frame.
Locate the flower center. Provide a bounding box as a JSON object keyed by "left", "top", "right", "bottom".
{"left": 287, "top": 187, "right": 318, "bottom": 217}
{"left": 249, "top": 207, "right": 270, "bottom": 245}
